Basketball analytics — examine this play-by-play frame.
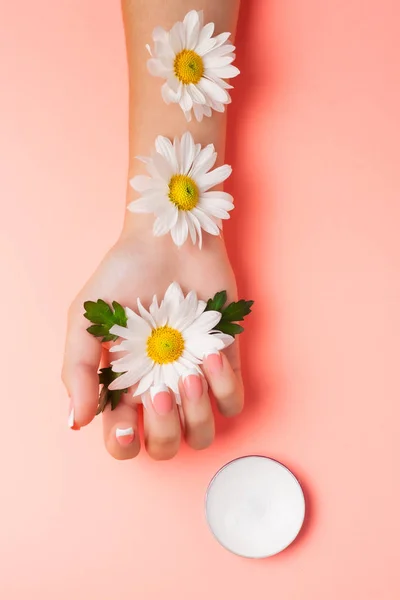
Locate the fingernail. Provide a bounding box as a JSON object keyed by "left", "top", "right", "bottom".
{"left": 68, "top": 402, "right": 80, "bottom": 431}
{"left": 116, "top": 427, "right": 135, "bottom": 447}
{"left": 204, "top": 352, "right": 223, "bottom": 375}
{"left": 150, "top": 384, "right": 173, "bottom": 415}
{"left": 183, "top": 369, "right": 203, "bottom": 401}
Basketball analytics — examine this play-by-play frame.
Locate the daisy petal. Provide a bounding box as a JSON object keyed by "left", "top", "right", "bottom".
{"left": 211, "top": 65, "right": 240, "bottom": 79}
{"left": 185, "top": 334, "right": 225, "bottom": 360}
{"left": 179, "top": 86, "right": 193, "bottom": 112}
{"left": 212, "top": 332, "right": 235, "bottom": 348}
{"left": 171, "top": 211, "right": 189, "bottom": 246}
{"left": 198, "top": 202, "right": 230, "bottom": 220}
{"left": 204, "top": 44, "right": 236, "bottom": 59}
{"left": 109, "top": 359, "right": 152, "bottom": 391}
{"left": 162, "top": 282, "right": 185, "bottom": 314}
{"left": 111, "top": 349, "right": 147, "bottom": 371}
{"left": 137, "top": 298, "right": 156, "bottom": 328}
{"left": 134, "top": 368, "right": 155, "bottom": 396}
{"left": 155, "top": 135, "right": 179, "bottom": 172}
{"left": 212, "top": 32, "right": 231, "bottom": 49}
{"left": 198, "top": 77, "right": 229, "bottom": 103}
{"left": 197, "top": 10, "right": 204, "bottom": 27}
{"left": 161, "top": 82, "right": 174, "bottom": 104}
{"left": 167, "top": 73, "right": 180, "bottom": 94}
{"left": 203, "top": 55, "right": 235, "bottom": 69}
{"left": 147, "top": 58, "right": 169, "bottom": 78}
{"left": 183, "top": 309, "right": 222, "bottom": 336}
{"left": 195, "top": 300, "right": 207, "bottom": 317}
{"left": 206, "top": 74, "right": 234, "bottom": 89}
{"left": 169, "top": 21, "right": 184, "bottom": 54}
{"left": 191, "top": 208, "right": 220, "bottom": 235}
{"left": 153, "top": 205, "right": 179, "bottom": 235}
{"left": 125, "top": 308, "right": 152, "bottom": 336}
{"left": 180, "top": 131, "right": 196, "bottom": 174}
{"left": 183, "top": 10, "right": 200, "bottom": 49}
{"left": 187, "top": 83, "right": 206, "bottom": 105}
{"left": 161, "top": 363, "right": 180, "bottom": 393}
{"left": 129, "top": 175, "right": 152, "bottom": 192}
{"left": 153, "top": 152, "right": 174, "bottom": 180}
{"left": 127, "top": 195, "right": 164, "bottom": 214}
{"left": 193, "top": 103, "right": 205, "bottom": 122}
{"left": 190, "top": 144, "right": 217, "bottom": 178}
{"left": 200, "top": 190, "right": 234, "bottom": 208}
{"left": 186, "top": 212, "right": 197, "bottom": 245}
{"left": 197, "top": 164, "right": 232, "bottom": 191}
{"left": 196, "top": 21, "right": 214, "bottom": 46}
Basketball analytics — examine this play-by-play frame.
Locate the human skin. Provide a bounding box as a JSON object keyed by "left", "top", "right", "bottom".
{"left": 61, "top": 0, "right": 243, "bottom": 460}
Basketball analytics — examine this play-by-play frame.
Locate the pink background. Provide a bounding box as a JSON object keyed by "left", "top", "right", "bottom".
{"left": 1, "top": 1, "right": 399, "bottom": 598}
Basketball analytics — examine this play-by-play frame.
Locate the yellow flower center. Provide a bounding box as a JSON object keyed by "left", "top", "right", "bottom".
{"left": 146, "top": 326, "right": 185, "bottom": 364}
{"left": 168, "top": 174, "right": 199, "bottom": 211}
{"left": 174, "top": 49, "right": 204, "bottom": 85}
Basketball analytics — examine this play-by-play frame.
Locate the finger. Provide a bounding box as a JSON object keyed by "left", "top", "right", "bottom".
{"left": 62, "top": 306, "right": 102, "bottom": 429}
{"left": 179, "top": 370, "right": 215, "bottom": 450}
{"left": 142, "top": 385, "right": 181, "bottom": 461}
{"left": 102, "top": 394, "right": 141, "bottom": 460}
{"left": 202, "top": 345, "right": 244, "bottom": 417}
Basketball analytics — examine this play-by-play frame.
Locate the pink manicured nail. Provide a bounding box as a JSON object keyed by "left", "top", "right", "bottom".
{"left": 183, "top": 370, "right": 203, "bottom": 401}
{"left": 150, "top": 384, "right": 173, "bottom": 415}
{"left": 116, "top": 427, "right": 135, "bottom": 447}
{"left": 205, "top": 352, "right": 223, "bottom": 375}
{"left": 68, "top": 400, "right": 80, "bottom": 431}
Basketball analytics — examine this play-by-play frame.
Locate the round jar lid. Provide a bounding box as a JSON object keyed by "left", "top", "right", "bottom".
{"left": 205, "top": 455, "right": 305, "bottom": 558}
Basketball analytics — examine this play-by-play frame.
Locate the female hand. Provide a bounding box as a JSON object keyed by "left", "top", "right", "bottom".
{"left": 62, "top": 229, "right": 244, "bottom": 460}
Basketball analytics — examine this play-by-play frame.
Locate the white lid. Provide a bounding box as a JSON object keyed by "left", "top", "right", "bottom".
{"left": 205, "top": 455, "right": 305, "bottom": 558}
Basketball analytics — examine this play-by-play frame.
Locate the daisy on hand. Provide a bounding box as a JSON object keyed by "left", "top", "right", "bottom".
{"left": 146, "top": 9, "right": 239, "bottom": 121}
{"left": 128, "top": 132, "right": 234, "bottom": 248}
{"left": 107, "top": 282, "right": 234, "bottom": 400}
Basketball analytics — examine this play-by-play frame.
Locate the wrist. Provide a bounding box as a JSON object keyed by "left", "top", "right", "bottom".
{"left": 120, "top": 209, "right": 227, "bottom": 257}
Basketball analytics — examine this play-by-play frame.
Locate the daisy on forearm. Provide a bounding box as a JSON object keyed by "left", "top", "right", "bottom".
{"left": 146, "top": 9, "right": 239, "bottom": 122}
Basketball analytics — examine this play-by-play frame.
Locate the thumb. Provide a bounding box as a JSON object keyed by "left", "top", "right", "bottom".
{"left": 61, "top": 305, "right": 102, "bottom": 429}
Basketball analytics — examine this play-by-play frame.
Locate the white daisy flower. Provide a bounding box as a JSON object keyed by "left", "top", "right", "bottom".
{"left": 128, "top": 132, "right": 234, "bottom": 248}
{"left": 146, "top": 9, "right": 240, "bottom": 121}
{"left": 108, "top": 282, "right": 234, "bottom": 401}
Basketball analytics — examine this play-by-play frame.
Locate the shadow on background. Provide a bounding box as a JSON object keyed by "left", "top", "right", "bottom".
{"left": 214, "top": 0, "right": 278, "bottom": 436}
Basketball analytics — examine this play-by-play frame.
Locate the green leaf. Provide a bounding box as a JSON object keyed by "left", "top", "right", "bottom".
{"left": 83, "top": 299, "right": 113, "bottom": 325}
{"left": 222, "top": 299, "right": 254, "bottom": 322}
{"left": 112, "top": 301, "right": 127, "bottom": 327}
{"left": 216, "top": 321, "right": 245, "bottom": 336}
{"left": 86, "top": 324, "right": 109, "bottom": 337}
{"left": 206, "top": 290, "right": 227, "bottom": 312}
{"left": 96, "top": 367, "right": 127, "bottom": 415}
{"left": 205, "top": 291, "right": 254, "bottom": 337}
{"left": 84, "top": 299, "right": 127, "bottom": 342}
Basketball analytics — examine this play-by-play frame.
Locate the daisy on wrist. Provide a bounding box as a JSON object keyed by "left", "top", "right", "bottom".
{"left": 146, "top": 9, "right": 239, "bottom": 122}
{"left": 128, "top": 132, "right": 234, "bottom": 248}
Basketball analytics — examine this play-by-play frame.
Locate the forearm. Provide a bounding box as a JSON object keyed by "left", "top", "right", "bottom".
{"left": 121, "top": 0, "right": 240, "bottom": 208}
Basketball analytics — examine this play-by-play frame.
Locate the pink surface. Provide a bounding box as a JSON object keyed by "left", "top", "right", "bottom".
{"left": 1, "top": 1, "right": 399, "bottom": 598}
